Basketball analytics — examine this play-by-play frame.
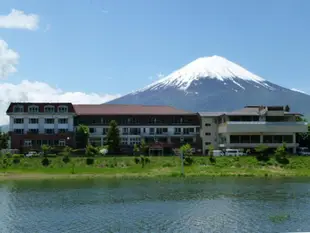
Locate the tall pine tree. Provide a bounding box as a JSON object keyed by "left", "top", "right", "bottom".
{"left": 106, "top": 120, "right": 120, "bottom": 154}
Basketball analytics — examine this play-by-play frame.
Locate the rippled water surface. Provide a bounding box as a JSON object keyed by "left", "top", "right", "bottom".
{"left": 1, "top": 177, "right": 310, "bottom": 233}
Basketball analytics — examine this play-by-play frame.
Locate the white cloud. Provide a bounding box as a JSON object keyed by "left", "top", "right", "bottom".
{"left": 291, "top": 88, "right": 307, "bottom": 94}
{"left": 0, "top": 39, "right": 19, "bottom": 78}
{"left": 0, "top": 80, "right": 121, "bottom": 125}
{"left": 0, "top": 9, "right": 39, "bottom": 30}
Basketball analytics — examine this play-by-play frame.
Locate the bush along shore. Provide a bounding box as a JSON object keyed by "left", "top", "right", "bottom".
{"left": 1, "top": 143, "right": 310, "bottom": 180}
{"left": 2, "top": 153, "right": 310, "bottom": 180}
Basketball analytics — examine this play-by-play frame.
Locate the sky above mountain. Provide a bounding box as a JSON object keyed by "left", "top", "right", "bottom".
{"left": 0, "top": 0, "right": 310, "bottom": 124}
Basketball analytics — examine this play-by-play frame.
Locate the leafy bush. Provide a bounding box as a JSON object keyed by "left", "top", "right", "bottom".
{"left": 86, "top": 144, "right": 99, "bottom": 157}
{"left": 209, "top": 156, "right": 216, "bottom": 164}
{"left": 145, "top": 157, "right": 150, "bottom": 164}
{"left": 86, "top": 158, "right": 95, "bottom": 165}
{"left": 184, "top": 156, "right": 194, "bottom": 166}
{"left": 41, "top": 157, "right": 50, "bottom": 167}
{"left": 62, "top": 156, "right": 70, "bottom": 164}
{"left": 275, "top": 144, "right": 290, "bottom": 165}
{"left": 12, "top": 154, "right": 21, "bottom": 164}
{"left": 1, "top": 157, "right": 10, "bottom": 169}
{"left": 255, "top": 145, "right": 270, "bottom": 162}
{"left": 134, "top": 157, "right": 140, "bottom": 164}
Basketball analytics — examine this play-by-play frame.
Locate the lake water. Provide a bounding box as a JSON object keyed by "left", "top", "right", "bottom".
{"left": 1, "top": 177, "right": 310, "bottom": 233}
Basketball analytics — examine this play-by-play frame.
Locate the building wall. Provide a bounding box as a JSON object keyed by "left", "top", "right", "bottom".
{"left": 200, "top": 116, "right": 219, "bottom": 155}
{"left": 77, "top": 114, "right": 202, "bottom": 153}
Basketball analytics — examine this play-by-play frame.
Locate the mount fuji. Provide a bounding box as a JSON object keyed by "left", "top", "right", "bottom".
{"left": 109, "top": 56, "right": 310, "bottom": 114}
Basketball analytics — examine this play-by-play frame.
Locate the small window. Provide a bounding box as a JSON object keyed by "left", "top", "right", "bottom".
{"left": 58, "top": 105, "right": 68, "bottom": 113}
{"left": 59, "top": 139, "right": 66, "bottom": 146}
{"left": 44, "top": 129, "right": 54, "bottom": 134}
{"left": 205, "top": 123, "right": 211, "bottom": 127}
{"left": 58, "top": 128, "right": 68, "bottom": 133}
{"left": 29, "top": 118, "right": 39, "bottom": 124}
{"left": 24, "top": 140, "right": 32, "bottom": 147}
{"left": 14, "top": 118, "right": 24, "bottom": 124}
{"left": 89, "top": 128, "right": 96, "bottom": 133}
{"left": 28, "top": 105, "right": 39, "bottom": 113}
{"left": 205, "top": 142, "right": 211, "bottom": 145}
{"left": 28, "top": 129, "right": 39, "bottom": 134}
{"left": 58, "top": 118, "right": 68, "bottom": 124}
{"left": 205, "top": 132, "right": 211, "bottom": 136}
{"left": 14, "top": 129, "right": 24, "bottom": 134}
{"left": 13, "top": 105, "right": 24, "bottom": 113}
{"left": 45, "top": 118, "right": 55, "bottom": 124}
{"left": 44, "top": 105, "right": 55, "bottom": 113}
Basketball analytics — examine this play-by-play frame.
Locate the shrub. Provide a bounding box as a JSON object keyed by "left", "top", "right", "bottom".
{"left": 86, "top": 144, "right": 99, "bottom": 157}
{"left": 1, "top": 157, "right": 10, "bottom": 169}
{"left": 255, "top": 145, "right": 270, "bottom": 162}
{"left": 62, "top": 156, "right": 70, "bottom": 164}
{"left": 209, "top": 156, "right": 216, "bottom": 164}
{"left": 275, "top": 144, "right": 290, "bottom": 165}
{"left": 86, "top": 158, "right": 95, "bottom": 165}
{"left": 12, "top": 154, "right": 21, "bottom": 164}
{"left": 145, "top": 157, "right": 150, "bottom": 164}
{"left": 134, "top": 157, "right": 140, "bottom": 164}
{"left": 184, "top": 156, "right": 194, "bottom": 166}
{"left": 41, "top": 157, "right": 50, "bottom": 167}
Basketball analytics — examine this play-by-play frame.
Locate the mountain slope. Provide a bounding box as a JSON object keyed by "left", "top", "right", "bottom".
{"left": 109, "top": 56, "right": 310, "bottom": 113}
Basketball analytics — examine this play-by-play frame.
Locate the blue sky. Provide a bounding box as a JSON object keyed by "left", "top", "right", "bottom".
{"left": 0, "top": 0, "right": 309, "bottom": 123}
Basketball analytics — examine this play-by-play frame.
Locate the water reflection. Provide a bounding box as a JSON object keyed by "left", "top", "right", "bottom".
{"left": 0, "top": 177, "right": 310, "bottom": 232}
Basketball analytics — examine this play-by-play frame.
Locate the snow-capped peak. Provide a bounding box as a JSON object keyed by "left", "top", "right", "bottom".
{"left": 137, "top": 55, "right": 269, "bottom": 92}
{"left": 291, "top": 88, "right": 307, "bottom": 94}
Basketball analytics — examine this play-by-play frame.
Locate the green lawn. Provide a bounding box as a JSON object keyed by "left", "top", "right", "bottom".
{"left": 1, "top": 155, "right": 310, "bottom": 179}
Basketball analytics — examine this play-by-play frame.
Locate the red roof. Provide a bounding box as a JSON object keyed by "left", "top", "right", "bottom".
{"left": 73, "top": 104, "right": 194, "bottom": 115}
{"left": 6, "top": 102, "right": 75, "bottom": 113}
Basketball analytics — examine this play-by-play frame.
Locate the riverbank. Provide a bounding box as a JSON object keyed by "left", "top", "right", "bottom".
{"left": 1, "top": 156, "right": 310, "bottom": 180}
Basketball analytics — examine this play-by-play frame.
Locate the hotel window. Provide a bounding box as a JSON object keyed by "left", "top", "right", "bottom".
{"left": 58, "top": 128, "right": 68, "bottom": 133}
{"left": 13, "top": 105, "right": 24, "bottom": 113}
{"left": 44, "top": 105, "right": 55, "bottom": 113}
{"left": 58, "top": 106, "right": 68, "bottom": 113}
{"left": 174, "top": 128, "right": 181, "bottom": 134}
{"left": 28, "top": 105, "right": 39, "bottom": 113}
{"left": 14, "top": 129, "right": 24, "bottom": 134}
{"left": 102, "top": 128, "right": 108, "bottom": 135}
{"left": 121, "top": 137, "right": 128, "bottom": 145}
{"left": 45, "top": 118, "right": 55, "bottom": 124}
{"left": 89, "top": 128, "right": 96, "bottom": 133}
{"left": 59, "top": 139, "right": 66, "bottom": 146}
{"left": 205, "top": 132, "right": 211, "bottom": 136}
{"left": 129, "top": 137, "right": 141, "bottom": 145}
{"left": 14, "top": 118, "right": 24, "bottom": 124}
{"left": 44, "top": 129, "right": 54, "bottom": 134}
{"left": 205, "top": 123, "right": 211, "bottom": 127}
{"left": 28, "top": 129, "right": 39, "bottom": 134}
{"left": 29, "top": 118, "right": 39, "bottom": 124}
{"left": 58, "top": 118, "right": 68, "bottom": 124}
{"left": 24, "top": 140, "right": 32, "bottom": 147}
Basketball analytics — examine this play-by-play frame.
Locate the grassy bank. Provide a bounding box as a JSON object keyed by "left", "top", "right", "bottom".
{"left": 1, "top": 155, "right": 310, "bottom": 180}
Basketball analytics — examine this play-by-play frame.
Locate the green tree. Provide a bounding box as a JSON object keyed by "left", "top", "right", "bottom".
{"left": 75, "top": 124, "right": 90, "bottom": 149}
{"left": 285, "top": 105, "right": 290, "bottom": 112}
{"left": 207, "top": 144, "right": 214, "bottom": 156}
{"left": 41, "top": 144, "right": 51, "bottom": 156}
{"left": 0, "top": 132, "right": 9, "bottom": 149}
{"left": 275, "top": 143, "right": 289, "bottom": 165}
{"left": 255, "top": 144, "right": 269, "bottom": 162}
{"left": 180, "top": 143, "right": 194, "bottom": 166}
{"left": 85, "top": 144, "right": 99, "bottom": 157}
{"left": 133, "top": 144, "right": 140, "bottom": 155}
{"left": 106, "top": 120, "right": 120, "bottom": 153}
{"left": 140, "top": 139, "right": 148, "bottom": 156}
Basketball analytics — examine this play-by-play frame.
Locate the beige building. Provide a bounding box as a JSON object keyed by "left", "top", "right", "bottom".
{"left": 199, "top": 106, "right": 308, "bottom": 155}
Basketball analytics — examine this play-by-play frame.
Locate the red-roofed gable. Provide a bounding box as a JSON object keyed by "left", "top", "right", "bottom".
{"left": 6, "top": 102, "right": 75, "bottom": 113}
{"left": 73, "top": 104, "right": 194, "bottom": 115}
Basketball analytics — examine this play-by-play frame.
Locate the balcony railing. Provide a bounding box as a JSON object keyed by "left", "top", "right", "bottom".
{"left": 223, "top": 121, "right": 307, "bottom": 125}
